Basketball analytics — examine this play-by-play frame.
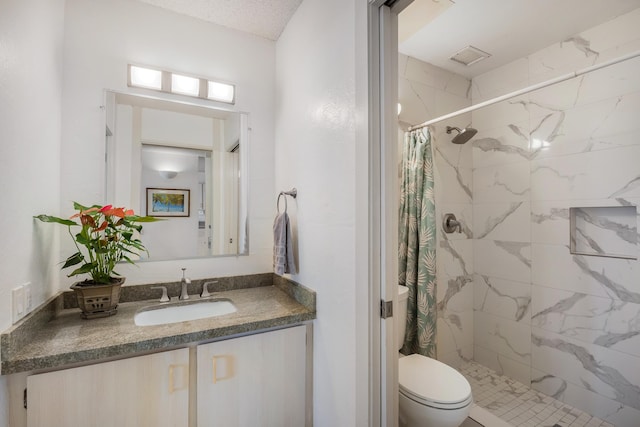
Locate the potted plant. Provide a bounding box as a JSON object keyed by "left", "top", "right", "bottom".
{"left": 35, "top": 202, "right": 158, "bottom": 319}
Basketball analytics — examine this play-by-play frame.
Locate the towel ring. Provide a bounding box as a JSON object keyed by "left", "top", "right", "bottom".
{"left": 277, "top": 193, "right": 288, "bottom": 213}
{"left": 277, "top": 188, "right": 297, "bottom": 213}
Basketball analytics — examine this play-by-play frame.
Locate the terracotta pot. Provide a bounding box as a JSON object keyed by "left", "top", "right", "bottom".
{"left": 70, "top": 277, "right": 125, "bottom": 319}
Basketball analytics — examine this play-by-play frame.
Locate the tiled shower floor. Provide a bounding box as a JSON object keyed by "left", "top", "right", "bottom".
{"left": 459, "top": 361, "right": 615, "bottom": 427}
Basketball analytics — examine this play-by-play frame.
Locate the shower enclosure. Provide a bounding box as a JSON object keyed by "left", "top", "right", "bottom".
{"left": 398, "top": 8, "right": 640, "bottom": 427}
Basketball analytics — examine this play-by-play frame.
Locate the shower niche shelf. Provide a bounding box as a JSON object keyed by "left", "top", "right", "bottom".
{"left": 569, "top": 206, "right": 637, "bottom": 260}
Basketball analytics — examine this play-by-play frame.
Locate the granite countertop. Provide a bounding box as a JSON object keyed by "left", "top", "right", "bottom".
{"left": 1, "top": 274, "right": 316, "bottom": 375}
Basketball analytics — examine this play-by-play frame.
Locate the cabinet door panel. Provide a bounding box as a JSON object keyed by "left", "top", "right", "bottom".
{"left": 27, "top": 348, "right": 189, "bottom": 427}
{"left": 197, "top": 326, "right": 306, "bottom": 426}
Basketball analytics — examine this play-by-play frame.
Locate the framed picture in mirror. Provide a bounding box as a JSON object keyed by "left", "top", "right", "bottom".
{"left": 146, "top": 188, "right": 190, "bottom": 217}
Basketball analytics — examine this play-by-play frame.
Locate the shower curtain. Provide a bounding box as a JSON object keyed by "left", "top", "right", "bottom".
{"left": 399, "top": 128, "right": 437, "bottom": 358}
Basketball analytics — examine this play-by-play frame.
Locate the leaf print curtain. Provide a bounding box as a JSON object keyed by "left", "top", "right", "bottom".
{"left": 399, "top": 128, "right": 437, "bottom": 358}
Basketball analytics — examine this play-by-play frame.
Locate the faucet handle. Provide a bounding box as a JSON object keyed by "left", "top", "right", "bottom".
{"left": 181, "top": 267, "right": 191, "bottom": 284}
{"left": 443, "top": 213, "right": 463, "bottom": 234}
{"left": 151, "top": 286, "right": 170, "bottom": 303}
{"left": 201, "top": 281, "right": 218, "bottom": 298}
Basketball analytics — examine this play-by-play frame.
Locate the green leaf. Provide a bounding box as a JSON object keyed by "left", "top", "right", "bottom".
{"left": 126, "top": 243, "right": 144, "bottom": 252}
{"left": 129, "top": 216, "right": 162, "bottom": 223}
{"left": 122, "top": 255, "right": 136, "bottom": 265}
{"left": 73, "top": 201, "right": 101, "bottom": 211}
{"left": 34, "top": 215, "right": 77, "bottom": 226}
{"left": 62, "top": 252, "right": 84, "bottom": 268}
{"left": 75, "top": 233, "right": 90, "bottom": 245}
{"left": 73, "top": 201, "right": 90, "bottom": 211}
{"left": 68, "top": 263, "right": 95, "bottom": 277}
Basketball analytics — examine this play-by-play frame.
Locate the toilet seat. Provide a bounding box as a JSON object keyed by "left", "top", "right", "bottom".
{"left": 399, "top": 354, "right": 472, "bottom": 410}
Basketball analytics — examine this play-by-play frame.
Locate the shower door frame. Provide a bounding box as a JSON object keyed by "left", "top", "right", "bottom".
{"left": 368, "top": 0, "right": 412, "bottom": 426}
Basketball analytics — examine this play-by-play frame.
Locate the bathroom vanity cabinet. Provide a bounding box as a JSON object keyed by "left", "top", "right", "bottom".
{"left": 24, "top": 325, "right": 309, "bottom": 427}
{"left": 26, "top": 348, "right": 190, "bottom": 426}
{"left": 197, "top": 325, "right": 308, "bottom": 426}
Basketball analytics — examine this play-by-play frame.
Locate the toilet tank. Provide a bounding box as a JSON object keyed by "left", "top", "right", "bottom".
{"left": 397, "top": 285, "right": 409, "bottom": 351}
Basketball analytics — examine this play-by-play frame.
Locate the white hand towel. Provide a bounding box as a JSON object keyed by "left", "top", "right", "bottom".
{"left": 273, "top": 212, "right": 297, "bottom": 275}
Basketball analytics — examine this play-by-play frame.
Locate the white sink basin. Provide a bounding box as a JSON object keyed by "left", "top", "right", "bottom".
{"left": 134, "top": 299, "right": 237, "bottom": 326}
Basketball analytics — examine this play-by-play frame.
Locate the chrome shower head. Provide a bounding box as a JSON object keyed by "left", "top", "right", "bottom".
{"left": 446, "top": 126, "right": 478, "bottom": 144}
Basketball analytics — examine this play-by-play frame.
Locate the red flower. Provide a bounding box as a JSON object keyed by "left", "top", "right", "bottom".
{"left": 71, "top": 207, "right": 99, "bottom": 219}
{"left": 103, "top": 207, "right": 125, "bottom": 218}
{"left": 80, "top": 214, "right": 95, "bottom": 227}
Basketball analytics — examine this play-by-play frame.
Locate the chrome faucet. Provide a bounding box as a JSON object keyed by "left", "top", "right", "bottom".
{"left": 179, "top": 268, "right": 191, "bottom": 300}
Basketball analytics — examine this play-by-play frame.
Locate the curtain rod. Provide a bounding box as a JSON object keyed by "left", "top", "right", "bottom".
{"left": 407, "top": 49, "right": 640, "bottom": 132}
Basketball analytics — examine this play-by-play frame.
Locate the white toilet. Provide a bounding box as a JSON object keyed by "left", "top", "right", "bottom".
{"left": 397, "top": 285, "right": 473, "bottom": 427}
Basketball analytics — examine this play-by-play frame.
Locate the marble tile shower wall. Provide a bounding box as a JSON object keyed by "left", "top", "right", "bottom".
{"left": 398, "top": 54, "right": 475, "bottom": 367}
{"left": 470, "top": 8, "right": 640, "bottom": 427}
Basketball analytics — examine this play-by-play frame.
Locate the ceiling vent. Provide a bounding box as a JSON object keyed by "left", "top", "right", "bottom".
{"left": 449, "top": 45, "right": 491, "bottom": 66}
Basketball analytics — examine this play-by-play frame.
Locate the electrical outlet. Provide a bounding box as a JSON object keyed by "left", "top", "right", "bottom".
{"left": 23, "top": 282, "right": 32, "bottom": 313}
{"left": 12, "top": 286, "right": 25, "bottom": 323}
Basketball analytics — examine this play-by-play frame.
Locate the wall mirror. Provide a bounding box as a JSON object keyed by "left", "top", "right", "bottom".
{"left": 104, "top": 91, "right": 249, "bottom": 261}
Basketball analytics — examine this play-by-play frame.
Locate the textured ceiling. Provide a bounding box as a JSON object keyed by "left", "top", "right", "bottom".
{"left": 136, "top": 0, "right": 303, "bottom": 40}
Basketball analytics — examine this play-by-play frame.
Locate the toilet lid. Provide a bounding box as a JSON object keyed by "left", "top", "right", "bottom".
{"left": 399, "top": 354, "right": 472, "bottom": 406}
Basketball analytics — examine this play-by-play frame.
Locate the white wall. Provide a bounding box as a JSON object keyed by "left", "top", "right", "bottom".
{"left": 0, "top": 0, "right": 66, "bottom": 424}
{"left": 275, "top": 0, "right": 368, "bottom": 425}
{"left": 61, "top": 0, "right": 276, "bottom": 286}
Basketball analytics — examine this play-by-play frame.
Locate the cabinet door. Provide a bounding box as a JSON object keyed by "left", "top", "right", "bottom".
{"left": 27, "top": 348, "right": 189, "bottom": 427}
{"left": 197, "top": 325, "right": 307, "bottom": 427}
